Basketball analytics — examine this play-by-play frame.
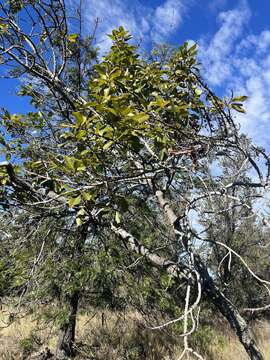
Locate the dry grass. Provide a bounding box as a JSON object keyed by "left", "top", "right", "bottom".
{"left": 202, "top": 320, "right": 270, "bottom": 360}
{"left": 0, "top": 307, "right": 270, "bottom": 359}
{"left": 0, "top": 305, "right": 57, "bottom": 359}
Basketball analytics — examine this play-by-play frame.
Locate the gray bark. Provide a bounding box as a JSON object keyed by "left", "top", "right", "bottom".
{"left": 194, "top": 255, "right": 264, "bottom": 360}
{"left": 112, "top": 223, "right": 264, "bottom": 360}
{"left": 111, "top": 189, "right": 265, "bottom": 360}
{"left": 156, "top": 189, "right": 264, "bottom": 360}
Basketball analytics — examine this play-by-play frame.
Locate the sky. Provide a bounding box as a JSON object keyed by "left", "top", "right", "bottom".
{"left": 2, "top": 0, "right": 270, "bottom": 149}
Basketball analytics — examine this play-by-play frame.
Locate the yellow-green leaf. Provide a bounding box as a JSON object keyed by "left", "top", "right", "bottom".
{"left": 103, "top": 140, "right": 114, "bottom": 150}
{"left": 82, "top": 192, "right": 93, "bottom": 201}
{"left": 231, "top": 103, "right": 246, "bottom": 113}
{"left": 65, "top": 156, "right": 75, "bottom": 170}
{"left": 115, "top": 211, "right": 121, "bottom": 224}
{"left": 68, "top": 34, "right": 79, "bottom": 43}
{"left": 69, "top": 195, "right": 81, "bottom": 208}
{"left": 129, "top": 113, "right": 149, "bottom": 122}
{"left": 232, "top": 95, "right": 248, "bottom": 102}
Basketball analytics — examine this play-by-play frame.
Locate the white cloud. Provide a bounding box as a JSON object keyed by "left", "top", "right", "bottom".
{"left": 199, "top": 1, "right": 270, "bottom": 149}
{"left": 236, "top": 78, "right": 270, "bottom": 145}
{"left": 199, "top": 0, "right": 251, "bottom": 86}
{"left": 84, "top": 0, "right": 187, "bottom": 52}
{"left": 151, "top": 0, "right": 186, "bottom": 43}
{"left": 236, "top": 30, "right": 270, "bottom": 56}
{"left": 209, "top": 0, "right": 228, "bottom": 12}
{"left": 83, "top": 0, "right": 148, "bottom": 52}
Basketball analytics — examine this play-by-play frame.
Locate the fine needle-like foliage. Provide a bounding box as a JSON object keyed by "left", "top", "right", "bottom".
{"left": 0, "top": 2, "right": 270, "bottom": 359}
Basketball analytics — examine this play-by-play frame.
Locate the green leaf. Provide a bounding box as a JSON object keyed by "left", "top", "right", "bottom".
{"left": 82, "top": 192, "right": 93, "bottom": 202}
{"left": 0, "top": 23, "right": 9, "bottom": 32}
{"left": 231, "top": 104, "right": 246, "bottom": 113}
{"left": 77, "top": 208, "right": 86, "bottom": 216}
{"left": 103, "top": 140, "right": 114, "bottom": 150}
{"left": 69, "top": 195, "right": 81, "bottom": 208}
{"left": 109, "top": 68, "right": 122, "bottom": 80}
{"left": 76, "top": 217, "right": 83, "bottom": 226}
{"left": 160, "top": 148, "right": 168, "bottom": 161}
{"left": 65, "top": 157, "right": 75, "bottom": 171}
{"left": 97, "top": 126, "right": 113, "bottom": 137}
{"left": 104, "top": 88, "right": 110, "bottom": 97}
{"left": 74, "top": 159, "right": 86, "bottom": 172}
{"left": 73, "top": 112, "right": 87, "bottom": 125}
{"left": 115, "top": 211, "right": 121, "bottom": 224}
{"left": 155, "top": 97, "right": 170, "bottom": 109}
{"left": 130, "top": 113, "right": 150, "bottom": 122}
{"left": 232, "top": 95, "right": 248, "bottom": 102}
{"left": 67, "top": 34, "right": 79, "bottom": 43}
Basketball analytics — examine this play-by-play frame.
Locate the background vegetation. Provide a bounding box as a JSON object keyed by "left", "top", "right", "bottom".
{"left": 0, "top": 1, "right": 269, "bottom": 359}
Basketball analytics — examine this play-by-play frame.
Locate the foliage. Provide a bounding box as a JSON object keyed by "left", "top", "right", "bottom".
{"left": 0, "top": 2, "right": 269, "bottom": 358}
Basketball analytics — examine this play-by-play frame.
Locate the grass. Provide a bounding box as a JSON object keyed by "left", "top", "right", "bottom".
{"left": 0, "top": 306, "right": 269, "bottom": 359}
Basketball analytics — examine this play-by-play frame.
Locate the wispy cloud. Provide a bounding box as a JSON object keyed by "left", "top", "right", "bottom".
{"left": 84, "top": 0, "right": 188, "bottom": 52}
{"left": 151, "top": 0, "right": 187, "bottom": 42}
{"left": 199, "top": 0, "right": 251, "bottom": 86}
{"left": 208, "top": 0, "right": 228, "bottom": 13}
{"left": 231, "top": 41, "right": 270, "bottom": 148}
{"left": 199, "top": 0, "right": 270, "bottom": 148}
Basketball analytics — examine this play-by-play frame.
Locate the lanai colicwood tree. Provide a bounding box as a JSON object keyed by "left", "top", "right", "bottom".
{"left": 0, "top": 1, "right": 270, "bottom": 359}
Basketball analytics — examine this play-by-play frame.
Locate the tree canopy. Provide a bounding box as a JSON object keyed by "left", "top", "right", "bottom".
{"left": 0, "top": 2, "right": 270, "bottom": 359}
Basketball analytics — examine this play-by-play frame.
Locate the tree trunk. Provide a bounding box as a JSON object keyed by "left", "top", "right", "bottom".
{"left": 55, "top": 224, "right": 88, "bottom": 358}
{"left": 55, "top": 291, "right": 79, "bottom": 358}
{"left": 209, "top": 290, "right": 264, "bottom": 360}
{"left": 155, "top": 189, "right": 265, "bottom": 360}
{"left": 112, "top": 223, "right": 265, "bottom": 360}
{"left": 194, "top": 256, "right": 264, "bottom": 360}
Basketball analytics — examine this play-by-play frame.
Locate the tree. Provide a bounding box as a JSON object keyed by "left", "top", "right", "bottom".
{"left": 199, "top": 144, "right": 270, "bottom": 313}
{"left": 0, "top": 2, "right": 270, "bottom": 359}
{"left": 0, "top": 0, "right": 99, "bottom": 357}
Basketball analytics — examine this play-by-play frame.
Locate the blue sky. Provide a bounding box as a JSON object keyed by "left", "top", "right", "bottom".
{"left": 2, "top": 0, "right": 270, "bottom": 149}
